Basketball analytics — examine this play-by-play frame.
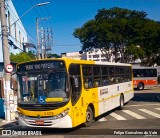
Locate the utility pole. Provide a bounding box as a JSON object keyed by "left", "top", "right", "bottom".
{"left": 36, "top": 18, "right": 41, "bottom": 59}
{"left": 36, "top": 17, "right": 51, "bottom": 59}
{"left": 41, "top": 27, "right": 45, "bottom": 59}
{"left": 0, "top": 0, "right": 11, "bottom": 121}
{"left": 45, "top": 28, "right": 52, "bottom": 57}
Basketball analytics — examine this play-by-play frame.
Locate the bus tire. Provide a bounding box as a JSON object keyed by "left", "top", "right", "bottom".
{"left": 137, "top": 82, "right": 144, "bottom": 90}
{"left": 119, "top": 94, "right": 124, "bottom": 110}
{"left": 84, "top": 106, "right": 93, "bottom": 127}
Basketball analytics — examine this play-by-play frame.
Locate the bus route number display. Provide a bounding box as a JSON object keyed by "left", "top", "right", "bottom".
{"left": 17, "top": 61, "right": 65, "bottom": 71}
{"left": 25, "top": 63, "right": 54, "bottom": 71}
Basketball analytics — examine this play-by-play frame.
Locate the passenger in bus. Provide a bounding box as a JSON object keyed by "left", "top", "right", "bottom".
{"left": 94, "top": 81, "right": 99, "bottom": 87}
{"left": 29, "top": 82, "right": 35, "bottom": 101}
{"left": 84, "top": 77, "right": 93, "bottom": 88}
{"left": 109, "top": 77, "right": 114, "bottom": 85}
{"left": 103, "top": 79, "right": 109, "bottom": 86}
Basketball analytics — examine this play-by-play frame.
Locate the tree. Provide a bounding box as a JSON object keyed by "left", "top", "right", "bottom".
{"left": 47, "top": 53, "right": 60, "bottom": 58}
{"left": 73, "top": 7, "right": 160, "bottom": 65}
{"left": 138, "top": 20, "right": 160, "bottom": 66}
{"left": 10, "top": 52, "right": 36, "bottom": 63}
{"left": 125, "top": 44, "right": 145, "bottom": 63}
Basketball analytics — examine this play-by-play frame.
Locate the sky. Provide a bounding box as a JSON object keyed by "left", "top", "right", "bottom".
{"left": 12, "top": 0, "right": 160, "bottom": 55}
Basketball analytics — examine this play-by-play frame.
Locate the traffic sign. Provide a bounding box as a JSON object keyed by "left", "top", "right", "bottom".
{"left": 5, "top": 64, "right": 13, "bottom": 73}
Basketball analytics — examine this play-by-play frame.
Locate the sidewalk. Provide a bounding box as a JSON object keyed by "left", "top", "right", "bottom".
{"left": 0, "top": 118, "right": 17, "bottom": 130}
{"left": 0, "top": 118, "right": 5, "bottom": 127}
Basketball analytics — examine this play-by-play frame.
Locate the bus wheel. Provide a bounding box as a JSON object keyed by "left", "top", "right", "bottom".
{"left": 84, "top": 106, "right": 93, "bottom": 127}
{"left": 137, "top": 82, "right": 144, "bottom": 90}
{"left": 119, "top": 95, "right": 124, "bottom": 110}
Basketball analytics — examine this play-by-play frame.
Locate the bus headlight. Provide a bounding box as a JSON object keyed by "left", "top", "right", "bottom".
{"left": 53, "top": 108, "right": 70, "bottom": 119}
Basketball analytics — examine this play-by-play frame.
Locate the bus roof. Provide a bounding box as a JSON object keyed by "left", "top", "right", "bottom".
{"left": 132, "top": 66, "right": 157, "bottom": 69}
{"left": 17, "top": 58, "right": 131, "bottom": 67}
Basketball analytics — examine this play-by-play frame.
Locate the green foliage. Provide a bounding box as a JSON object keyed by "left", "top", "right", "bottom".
{"left": 10, "top": 52, "right": 36, "bottom": 63}
{"left": 47, "top": 54, "right": 60, "bottom": 58}
{"left": 125, "top": 44, "right": 145, "bottom": 62}
{"left": 73, "top": 7, "right": 160, "bottom": 65}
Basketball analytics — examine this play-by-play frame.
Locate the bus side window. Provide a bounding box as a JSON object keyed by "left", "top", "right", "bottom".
{"left": 84, "top": 77, "right": 93, "bottom": 89}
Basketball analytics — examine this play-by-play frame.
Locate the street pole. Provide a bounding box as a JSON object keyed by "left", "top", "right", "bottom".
{"left": 0, "top": 1, "right": 50, "bottom": 122}
{"left": 0, "top": 0, "right": 11, "bottom": 121}
{"left": 41, "top": 27, "right": 45, "bottom": 59}
{"left": 36, "top": 17, "right": 51, "bottom": 59}
{"left": 36, "top": 18, "right": 41, "bottom": 59}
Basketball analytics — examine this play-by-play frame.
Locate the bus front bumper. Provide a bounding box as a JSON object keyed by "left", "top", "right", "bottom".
{"left": 18, "top": 114, "right": 72, "bottom": 128}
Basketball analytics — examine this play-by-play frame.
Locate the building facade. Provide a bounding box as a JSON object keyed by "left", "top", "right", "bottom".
{"left": 0, "top": 0, "right": 27, "bottom": 63}
{"left": 0, "top": 0, "right": 28, "bottom": 118}
{"left": 61, "top": 49, "right": 142, "bottom": 65}
{"left": 61, "top": 49, "right": 115, "bottom": 62}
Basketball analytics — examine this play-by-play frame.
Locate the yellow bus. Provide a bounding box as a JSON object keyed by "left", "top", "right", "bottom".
{"left": 15, "top": 58, "right": 134, "bottom": 128}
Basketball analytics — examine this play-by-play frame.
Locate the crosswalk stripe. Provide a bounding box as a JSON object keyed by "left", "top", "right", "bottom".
{"left": 98, "top": 117, "right": 107, "bottom": 122}
{"left": 122, "top": 110, "right": 146, "bottom": 119}
{"left": 155, "top": 108, "right": 160, "bottom": 111}
{"left": 139, "top": 109, "right": 160, "bottom": 118}
{"left": 110, "top": 112, "right": 126, "bottom": 120}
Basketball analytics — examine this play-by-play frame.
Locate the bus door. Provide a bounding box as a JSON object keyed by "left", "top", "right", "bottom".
{"left": 69, "top": 64, "right": 83, "bottom": 126}
{"left": 70, "top": 75, "right": 83, "bottom": 126}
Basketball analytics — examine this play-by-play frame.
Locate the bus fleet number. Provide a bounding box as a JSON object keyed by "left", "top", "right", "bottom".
{"left": 44, "top": 112, "right": 54, "bottom": 116}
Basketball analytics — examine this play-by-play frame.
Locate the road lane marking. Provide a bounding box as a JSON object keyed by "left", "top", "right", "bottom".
{"left": 125, "top": 103, "right": 160, "bottom": 107}
{"left": 110, "top": 112, "right": 126, "bottom": 120}
{"left": 122, "top": 110, "right": 146, "bottom": 119}
{"left": 139, "top": 109, "right": 160, "bottom": 118}
{"left": 98, "top": 117, "right": 107, "bottom": 122}
{"left": 155, "top": 108, "right": 160, "bottom": 111}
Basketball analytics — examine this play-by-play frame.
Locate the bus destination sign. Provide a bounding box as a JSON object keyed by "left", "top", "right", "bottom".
{"left": 17, "top": 61, "right": 65, "bottom": 72}
{"left": 25, "top": 63, "right": 54, "bottom": 71}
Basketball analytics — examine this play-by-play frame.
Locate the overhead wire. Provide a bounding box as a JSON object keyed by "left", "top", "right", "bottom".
{"left": 5, "top": 2, "right": 36, "bottom": 46}
{"left": 12, "top": 0, "right": 84, "bottom": 53}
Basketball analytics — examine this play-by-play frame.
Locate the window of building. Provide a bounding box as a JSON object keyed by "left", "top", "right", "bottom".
{"left": 101, "top": 54, "right": 106, "bottom": 58}
{"left": 14, "top": 23, "right": 17, "bottom": 42}
{"left": 101, "top": 59, "right": 107, "bottom": 62}
{"left": 19, "top": 31, "right": 21, "bottom": 48}
{"left": 93, "top": 54, "right": 99, "bottom": 58}
{"left": 8, "top": 11, "right": 11, "bottom": 33}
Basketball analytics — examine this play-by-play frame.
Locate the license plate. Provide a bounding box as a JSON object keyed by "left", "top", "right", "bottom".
{"left": 35, "top": 120, "right": 44, "bottom": 125}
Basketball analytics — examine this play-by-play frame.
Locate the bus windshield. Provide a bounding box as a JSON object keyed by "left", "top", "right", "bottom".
{"left": 17, "top": 71, "right": 69, "bottom": 104}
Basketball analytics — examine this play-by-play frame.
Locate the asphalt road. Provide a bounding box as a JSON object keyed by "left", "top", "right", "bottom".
{"left": 0, "top": 87, "right": 160, "bottom": 137}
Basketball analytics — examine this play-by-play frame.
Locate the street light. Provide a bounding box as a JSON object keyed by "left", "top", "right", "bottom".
{"left": 23, "top": 42, "right": 37, "bottom": 52}
{"left": 9, "top": 2, "right": 50, "bottom": 28}
{"left": 0, "top": 0, "right": 49, "bottom": 122}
